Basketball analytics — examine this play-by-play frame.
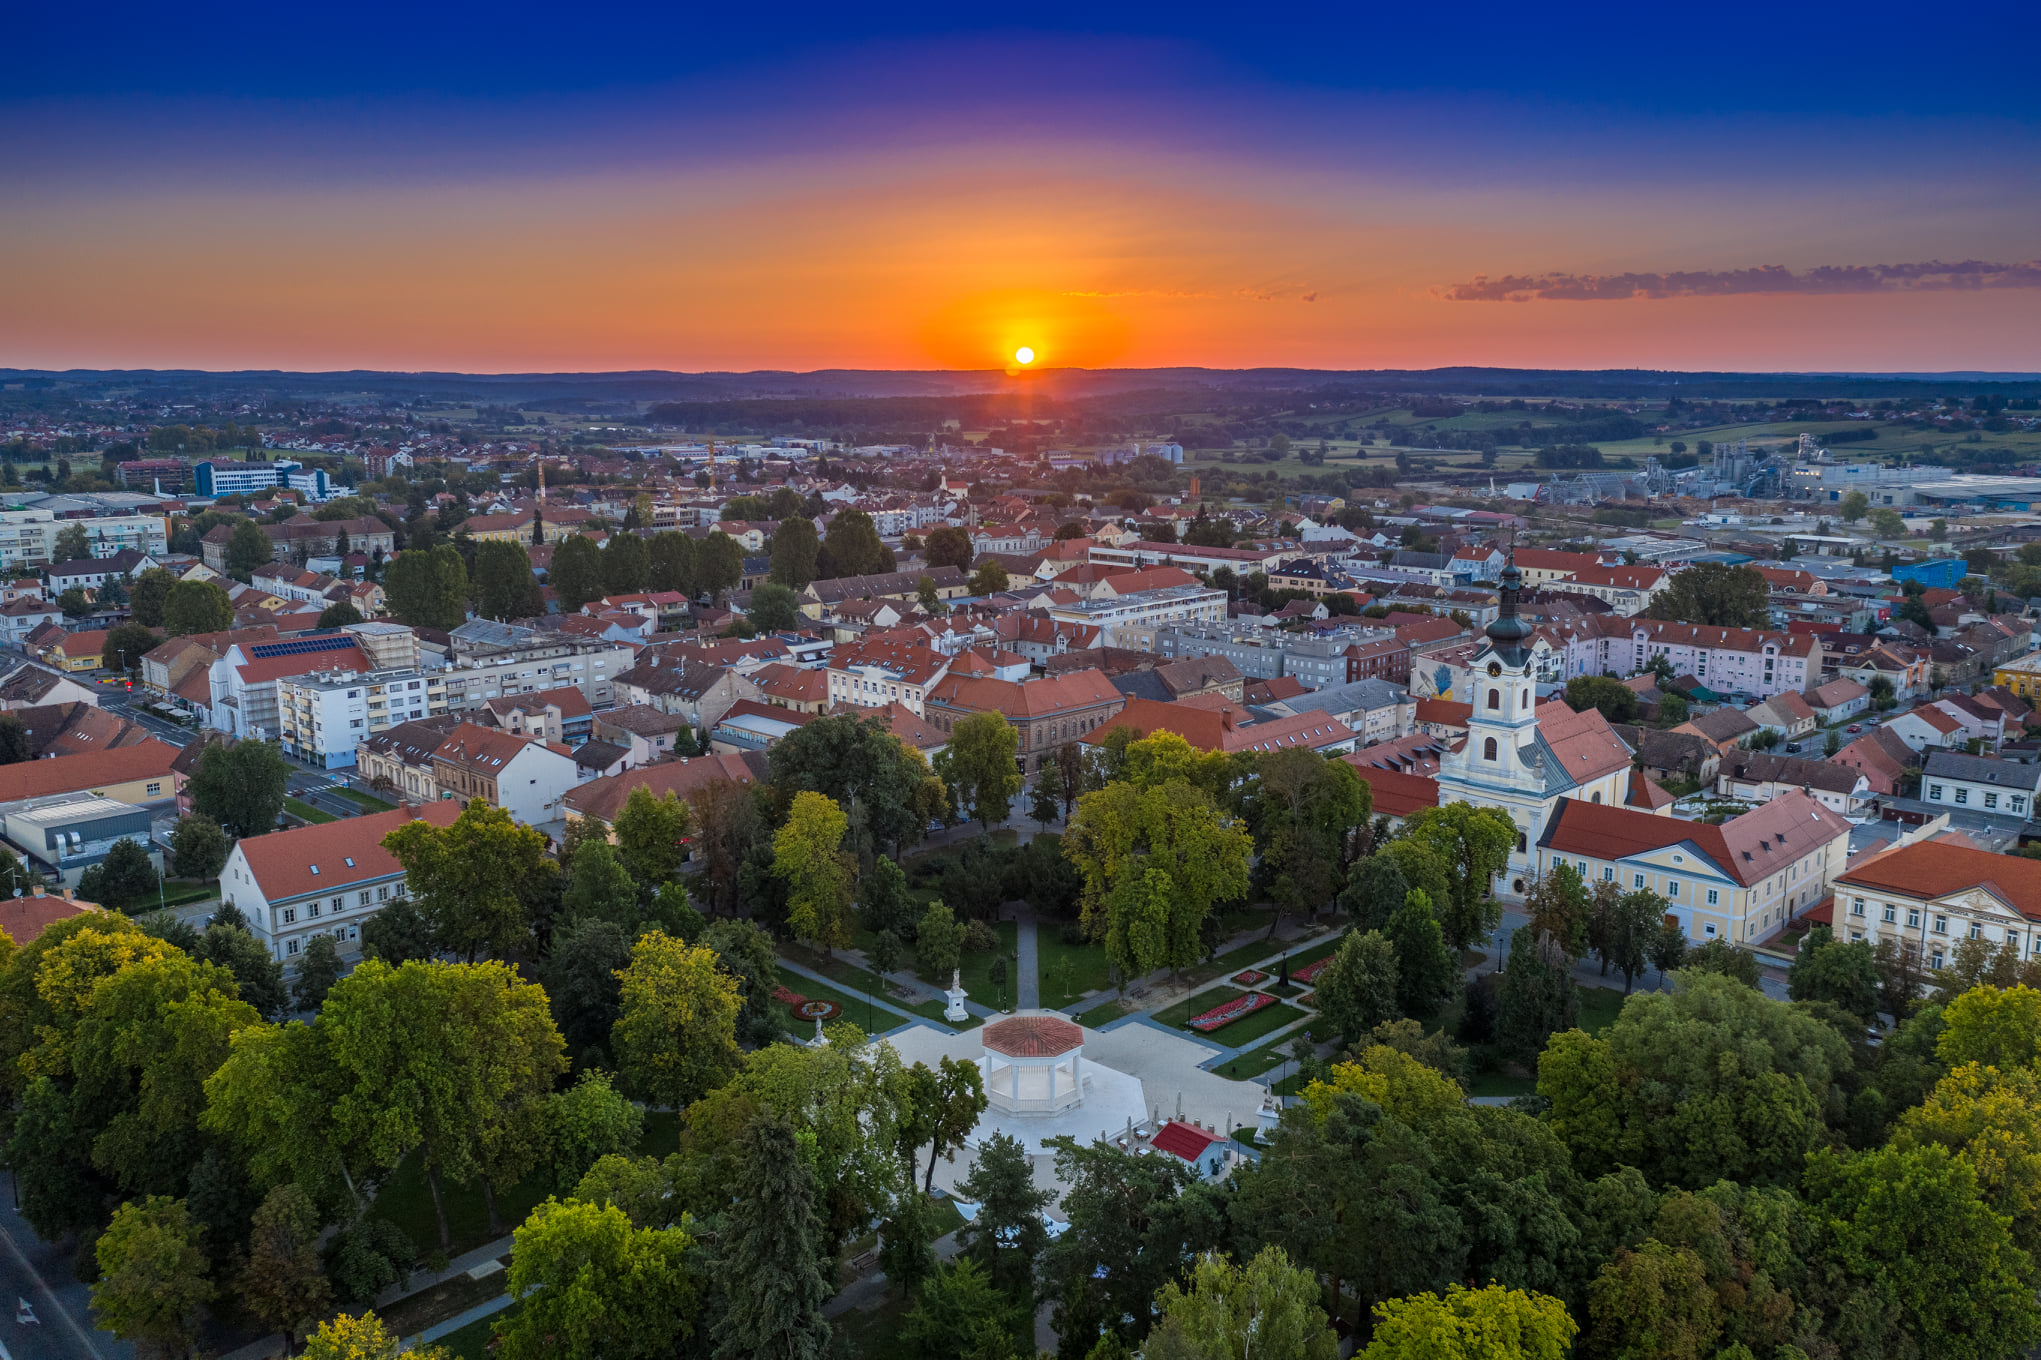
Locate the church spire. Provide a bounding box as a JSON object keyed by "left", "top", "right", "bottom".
{"left": 1484, "top": 541, "right": 1531, "bottom": 662}
{"left": 532, "top": 459, "right": 546, "bottom": 547}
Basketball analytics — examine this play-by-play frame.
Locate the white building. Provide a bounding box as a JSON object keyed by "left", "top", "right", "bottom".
{"left": 1920, "top": 750, "right": 2041, "bottom": 819}
{"left": 222, "top": 802, "right": 459, "bottom": 962}
{"left": 1044, "top": 584, "right": 1229, "bottom": 651}
{"left": 275, "top": 667, "right": 448, "bottom": 769}
{"left": 0, "top": 510, "right": 169, "bottom": 572}
{"left": 1834, "top": 836, "right": 2038, "bottom": 965}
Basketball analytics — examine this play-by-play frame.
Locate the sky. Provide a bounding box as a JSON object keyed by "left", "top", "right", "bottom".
{"left": 5, "top": 1, "right": 2040, "bottom": 376}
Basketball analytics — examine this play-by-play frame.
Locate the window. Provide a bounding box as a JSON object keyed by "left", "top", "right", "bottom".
{"left": 1987, "top": 792, "right": 1999, "bottom": 808}
{"left": 282, "top": 908, "right": 296, "bottom": 924}
{"left": 1603, "top": 867, "right": 1614, "bottom": 881}
{"left": 377, "top": 885, "right": 391, "bottom": 902}
{"left": 1956, "top": 789, "right": 1969, "bottom": 804}
{"left": 1484, "top": 737, "right": 1497, "bottom": 760}
{"left": 1707, "top": 889, "right": 1720, "bottom": 906}
{"left": 1928, "top": 784, "right": 1943, "bottom": 801}
{"left": 1634, "top": 872, "right": 1646, "bottom": 889}
{"left": 1883, "top": 904, "right": 1896, "bottom": 923}
{"left": 286, "top": 938, "right": 300, "bottom": 956}
{"left": 1852, "top": 897, "right": 1866, "bottom": 916}
{"left": 1971, "top": 923, "right": 1983, "bottom": 939}
{"left": 2016, "top": 796, "right": 2028, "bottom": 813}
{"left": 1667, "top": 880, "right": 1681, "bottom": 898}
{"left": 1576, "top": 860, "right": 1588, "bottom": 876}
{"left": 1933, "top": 915, "right": 1948, "bottom": 934}
{"left": 1932, "top": 951, "right": 1945, "bottom": 970}
{"left": 1487, "top": 688, "right": 1499, "bottom": 709}
{"left": 1704, "top": 923, "right": 1717, "bottom": 937}
{"left": 1907, "top": 908, "right": 1920, "bottom": 928}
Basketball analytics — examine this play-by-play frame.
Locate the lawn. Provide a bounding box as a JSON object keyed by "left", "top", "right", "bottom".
{"left": 367, "top": 1152, "right": 547, "bottom": 1261}
{"left": 1036, "top": 928, "right": 1114, "bottom": 1006}
{"left": 336, "top": 787, "right": 398, "bottom": 812}
{"left": 1468, "top": 1070, "right": 1538, "bottom": 1099}
{"left": 776, "top": 963, "right": 917, "bottom": 1035}
{"left": 1077, "top": 997, "right": 1131, "bottom": 1028}
{"left": 955, "top": 919, "right": 1019, "bottom": 1011}
{"left": 440, "top": 1300, "right": 520, "bottom": 1358}
{"left": 1212, "top": 1037, "right": 1307, "bottom": 1080}
{"left": 283, "top": 796, "right": 336, "bottom": 824}
{"left": 1578, "top": 985, "right": 1631, "bottom": 1036}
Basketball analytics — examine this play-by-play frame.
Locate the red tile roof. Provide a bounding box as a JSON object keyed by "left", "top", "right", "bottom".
{"left": 0, "top": 892, "right": 102, "bottom": 945}
{"left": 982, "top": 1014, "right": 1083, "bottom": 1057}
{"left": 0, "top": 739, "right": 183, "bottom": 801}
{"left": 563, "top": 752, "right": 765, "bottom": 823}
{"left": 927, "top": 668, "right": 1124, "bottom": 720}
{"left": 236, "top": 800, "right": 460, "bottom": 904}
{"left": 1343, "top": 764, "right": 1440, "bottom": 817}
{"left": 236, "top": 644, "right": 370, "bottom": 685}
{"left": 1151, "top": 1119, "right": 1225, "bottom": 1161}
{"left": 1839, "top": 838, "right": 2041, "bottom": 919}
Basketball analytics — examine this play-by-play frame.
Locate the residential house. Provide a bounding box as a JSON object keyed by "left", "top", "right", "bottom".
{"left": 0, "top": 740, "right": 185, "bottom": 806}
{"left": 1884, "top": 704, "right": 1966, "bottom": 754}
{"left": 562, "top": 751, "right": 770, "bottom": 830}
{"left": 827, "top": 639, "right": 952, "bottom": 717}
{"left": 1920, "top": 750, "right": 2041, "bottom": 820}
{"left": 0, "top": 663, "right": 102, "bottom": 711}
{"left": 1276, "top": 677, "right": 1415, "bottom": 746}
{"left": 1674, "top": 707, "right": 1763, "bottom": 757}
{"left": 475, "top": 687, "right": 594, "bottom": 746}
{"left": 611, "top": 658, "right": 760, "bottom": 730}
{"left": 221, "top": 801, "right": 461, "bottom": 962}
{"left": 430, "top": 724, "right": 579, "bottom": 826}
{"left": 593, "top": 705, "right": 695, "bottom": 768}
{"left": 1716, "top": 751, "right": 1873, "bottom": 816}
{"left": 47, "top": 630, "right": 110, "bottom": 672}
{"left": 1344, "top": 636, "right": 1411, "bottom": 684}
{"left": 355, "top": 714, "right": 465, "bottom": 803}
{"left": 1931, "top": 693, "right": 2008, "bottom": 748}
{"left": 1808, "top": 677, "right": 1870, "bottom": 726}
{"left": 1746, "top": 690, "right": 1818, "bottom": 742}
{"left": 0, "top": 597, "right": 66, "bottom": 646}
{"left": 1091, "top": 695, "right": 1358, "bottom": 757}
{"left": 1540, "top": 563, "right": 1669, "bottom": 615}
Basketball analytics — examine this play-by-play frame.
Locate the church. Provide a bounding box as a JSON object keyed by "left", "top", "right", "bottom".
{"left": 1412, "top": 553, "right": 1668, "bottom": 898}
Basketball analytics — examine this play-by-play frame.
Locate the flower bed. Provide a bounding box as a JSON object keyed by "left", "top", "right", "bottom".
{"left": 1232, "top": 969, "right": 1271, "bottom": 987}
{"left": 1189, "top": 991, "right": 1276, "bottom": 1033}
{"left": 1294, "top": 992, "right": 1314, "bottom": 1009}
{"left": 795, "top": 999, "right": 842, "bottom": 1021}
{"left": 773, "top": 984, "right": 807, "bottom": 1007}
{"left": 1292, "top": 956, "right": 1333, "bottom": 986}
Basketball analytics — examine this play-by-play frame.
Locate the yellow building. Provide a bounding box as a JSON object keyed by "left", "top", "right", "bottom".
{"left": 48, "top": 629, "right": 109, "bottom": 671}
{"left": 1994, "top": 654, "right": 2041, "bottom": 700}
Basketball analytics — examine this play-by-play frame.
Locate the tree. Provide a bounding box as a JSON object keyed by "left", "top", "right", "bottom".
{"left": 1930, "top": 516, "right": 1948, "bottom": 541}
{"left": 860, "top": 854, "right": 914, "bottom": 936}
{"left": 1149, "top": 1247, "right": 1338, "bottom": 1360}
{"left": 1340, "top": 854, "right": 1411, "bottom": 932}
{"left": 227, "top": 517, "right": 275, "bottom": 580}
{"left": 57, "top": 586, "right": 91, "bottom": 618}
{"left": 197, "top": 917, "right": 290, "bottom": 1017}
{"left": 291, "top": 933, "right": 344, "bottom": 1013}
{"left": 1786, "top": 924, "right": 1881, "bottom": 1021}
{"left": 611, "top": 785, "right": 693, "bottom": 889}
{"left": 1807, "top": 1142, "right": 2041, "bottom": 1360}
{"left": 957, "top": 1131, "right": 1053, "bottom": 1314}
{"left": 1245, "top": 750, "right": 1371, "bottom": 923}
{"left": 471, "top": 540, "right": 543, "bottom": 620}
{"left": 1065, "top": 778, "right": 1253, "bottom": 983}
{"left": 970, "top": 561, "right": 1010, "bottom": 595}
{"left": 1645, "top": 562, "right": 1770, "bottom": 629}
{"left": 1362, "top": 1283, "right": 1574, "bottom": 1360}
{"left": 497, "top": 1197, "right": 697, "bottom": 1360}
{"left": 1564, "top": 675, "right": 1638, "bottom": 723}
{"left": 240, "top": 1184, "right": 333, "bottom": 1348}
{"left": 1523, "top": 864, "right": 1590, "bottom": 959}
{"left": 551, "top": 535, "right": 607, "bottom": 612}
{"left": 603, "top": 532, "right": 650, "bottom": 595}
{"left": 359, "top": 896, "right": 434, "bottom": 965}
{"left": 648, "top": 531, "right": 696, "bottom": 596}
{"left": 712, "top": 1116, "right": 833, "bottom": 1360}
{"left": 1397, "top": 804, "right": 1515, "bottom": 952}
{"left": 1648, "top": 920, "right": 1686, "bottom": 983}
{"left": 917, "top": 575, "right": 947, "bottom": 614}
{"left": 1656, "top": 691, "right": 1689, "bottom": 726}
{"left": 78, "top": 836, "right": 160, "bottom": 913}
{"left": 1028, "top": 758, "right": 1062, "bottom": 830}
{"left": 1585, "top": 1240, "right": 1720, "bottom": 1360}
{"left": 90, "top": 1195, "right": 216, "bottom": 1357}
{"left": 187, "top": 740, "right": 292, "bottom": 837}
{"left": 769, "top": 516, "right": 820, "bottom": 590}
{"left": 695, "top": 530, "right": 744, "bottom": 602}
{"left": 936, "top": 711, "right": 1025, "bottom": 830}
{"left": 382, "top": 545, "right": 468, "bottom": 630}
{"left": 317, "top": 601, "right": 364, "bottom": 628}
{"left": 1867, "top": 674, "right": 1896, "bottom": 710}
{"left": 705, "top": 917, "right": 784, "bottom": 1047}
{"left": 916, "top": 899, "right": 964, "bottom": 980}
{"left": 1386, "top": 891, "right": 1456, "bottom": 1016}
{"left": 103, "top": 621, "right": 158, "bottom": 672}
{"left": 382, "top": 800, "right": 552, "bottom": 961}
{"left": 924, "top": 525, "right": 974, "bottom": 570}
{"left": 927, "top": 1055, "right": 988, "bottom": 1192}
{"left": 53, "top": 519, "right": 94, "bottom": 563}
{"left": 302, "top": 1313, "right": 446, "bottom": 1360}
{"left": 773, "top": 790, "right": 855, "bottom": 955}
{"left": 1870, "top": 507, "right": 1907, "bottom": 538}
{"left": 612, "top": 931, "right": 740, "bottom": 1111}
{"left": 0, "top": 714, "right": 29, "bottom": 764}
{"left": 1840, "top": 490, "right": 1869, "bottom": 524}
{"left": 1937, "top": 983, "right": 2041, "bottom": 1070}
{"left": 749, "top": 581, "right": 800, "bottom": 631}
{"left": 1823, "top": 728, "right": 1842, "bottom": 756}
{"left": 822, "top": 507, "right": 888, "bottom": 578}
{"left": 561, "top": 838, "right": 638, "bottom": 928}
{"left": 900, "top": 1258, "right": 1017, "bottom": 1360}
{"left": 768, "top": 713, "right": 946, "bottom": 862}
{"left": 1591, "top": 886, "right": 1667, "bottom": 994}
{"left": 1315, "top": 929, "right": 1401, "bottom": 1046}
{"left": 543, "top": 917, "right": 633, "bottom": 1062}
{"left": 1683, "top": 938, "right": 1762, "bottom": 988}
{"left": 1895, "top": 1061, "right": 2041, "bottom": 1256}
{"left": 163, "top": 579, "right": 235, "bottom": 636}
{"left": 322, "top": 959, "right": 565, "bottom": 1247}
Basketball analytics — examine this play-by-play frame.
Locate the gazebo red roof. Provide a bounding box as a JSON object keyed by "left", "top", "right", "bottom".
{"left": 981, "top": 1014, "right": 1083, "bottom": 1058}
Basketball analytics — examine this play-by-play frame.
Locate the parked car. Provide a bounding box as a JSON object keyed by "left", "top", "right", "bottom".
{"left": 1786, "top": 741, "right": 1802, "bottom": 753}
{"left": 1848, "top": 724, "right": 1863, "bottom": 733}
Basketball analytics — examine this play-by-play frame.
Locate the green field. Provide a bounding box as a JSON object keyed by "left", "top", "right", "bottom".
{"left": 337, "top": 787, "right": 398, "bottom": 812}
{"left": 367, "top": 1152, "right": 549, "bottom": 1261}
{"left": 1036, "top": 928, "right": 1114, "bottom": 1005}
{"left": 1077, "top": 997, "right": 1131, "bottom": 1028}
{"left": 440, "top": 1301, "right": 520, "bottom": 1358}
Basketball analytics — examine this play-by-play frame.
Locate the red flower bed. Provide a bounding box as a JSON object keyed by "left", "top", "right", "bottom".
{"left": 1294, "top": 992, "right": 1315, "bottom": 1009}
{"left": 1232, "top": 969, "right": 1271, "bottom": 987}
{"left": 773, "top": 984, "right": 807, "bottom": 1007}
{"left": 1188, "top": 991, "right": 1276, "bottom": 1032}
{"left": 1292, "top": 956, "right": 1333, "bottom": 986}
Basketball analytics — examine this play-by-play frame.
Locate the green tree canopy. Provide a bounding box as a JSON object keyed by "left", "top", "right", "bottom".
{"left": 163, "top": 578, "right": 235, "bottom": 635}
{"left": 935, "top": 711, "right": 1025, "bottom": 830}
{"left": 496, "top": 1197, "right": 699, "bottom": 1360}
{"left": 383, "top": 544, "right": 469, "bottom": 629}
{"left": 1397, "top": 804, "right": 1515, "bottom": 952}
{"left": 551, "top": 534, "right": 608, "bottom": 612}
{"left": 471, "top": 539, "right": 544, "bottom": 620}
{"left": 382, "top": 800, "right": 552, "bottom": 961}
{"left": 1645, "top": 562, "right": 1771, "bottom": 628}
{"left": 188, "top": 739, "right": 291, "bottom": 837}
{"left": 612, "top": 931, "right": 741, "bottom": 1111}
{"left": 1149, "top": 1246, "right": 1339, "bottom": 1360}
{"left": 769, "top": 516, "right": 820, "bottom": 589}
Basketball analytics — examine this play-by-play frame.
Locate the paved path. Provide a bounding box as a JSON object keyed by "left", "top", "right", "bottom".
{"left": 0, "top": 1170, "right": 130, "bottom": 1360}
{"left": 1014, "top": 914, "right": 1040, "bottom": 1009}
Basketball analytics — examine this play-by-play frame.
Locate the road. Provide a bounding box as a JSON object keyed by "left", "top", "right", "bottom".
{"left": 0, "top": 1176, "right": 126, "bottom": 1360}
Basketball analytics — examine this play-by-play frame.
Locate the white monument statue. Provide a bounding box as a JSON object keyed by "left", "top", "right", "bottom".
{"left": 944, "top": 967, "right": 969, "bottom": 1023}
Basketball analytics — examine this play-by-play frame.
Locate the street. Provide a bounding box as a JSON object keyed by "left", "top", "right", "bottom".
{"left": 0, "top": 1175, "right": 125, "bottom": 1360}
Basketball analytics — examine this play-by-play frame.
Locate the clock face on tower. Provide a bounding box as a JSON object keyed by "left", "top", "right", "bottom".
{"left": 1487, "top": 661, "right": 1503, "bottom": 677}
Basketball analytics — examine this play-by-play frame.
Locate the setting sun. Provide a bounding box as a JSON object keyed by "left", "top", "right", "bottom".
{"left": 1014, "top": 346, "right": 1035, "bottom": 366}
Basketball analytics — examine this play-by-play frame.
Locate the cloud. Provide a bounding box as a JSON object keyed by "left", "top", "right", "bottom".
{"left": 1438, "top": 259, "right": 2041, "bottom": 302}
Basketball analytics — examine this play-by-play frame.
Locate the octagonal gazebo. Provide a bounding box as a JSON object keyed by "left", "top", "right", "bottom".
{"left": 980, "top": 1012, "right": 1086, "bottom": 1115}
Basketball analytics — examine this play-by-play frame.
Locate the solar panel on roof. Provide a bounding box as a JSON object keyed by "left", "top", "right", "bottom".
{"left": 250, "top": 634, "right": 356, "bottom": 659}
